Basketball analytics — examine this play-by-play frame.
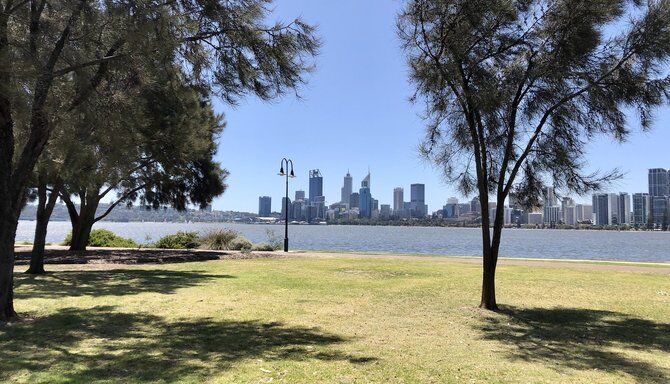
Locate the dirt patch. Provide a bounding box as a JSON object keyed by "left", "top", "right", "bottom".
{"left": 14, "top": 246, "right": 279, "bottom": 265}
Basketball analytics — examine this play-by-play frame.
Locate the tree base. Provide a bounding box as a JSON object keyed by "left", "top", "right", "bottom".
{"left": 25, "top": 266, "right": 46, "bottom": 275}
{"left": 479, "top": 302, "right": 500, "bottom": 311}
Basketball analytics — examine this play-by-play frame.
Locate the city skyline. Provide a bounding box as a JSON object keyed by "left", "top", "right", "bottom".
{"left": 208, "top": 0, "right": 670, "bottom": 213}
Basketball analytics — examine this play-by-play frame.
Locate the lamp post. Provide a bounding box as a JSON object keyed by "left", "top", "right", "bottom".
{"left": 278, "top": 158, "right": 295, "bottom": 252}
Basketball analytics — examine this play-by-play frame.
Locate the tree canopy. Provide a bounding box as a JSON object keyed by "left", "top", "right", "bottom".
{"left": 398, "top": 0, "right": 670, "bottom": 309}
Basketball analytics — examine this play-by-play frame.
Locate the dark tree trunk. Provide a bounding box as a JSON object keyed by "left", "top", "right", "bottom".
{"left": 0, "top": 13, "right": 18, "bottom": 322}
{"left": 67, "top": 195, "right": 100, "bottom": 252}
{"left": 478, "top": 194, "right": 499, "bottom": 311}
{"left": 27, "top": 180, "right": 61, "bottom": 274}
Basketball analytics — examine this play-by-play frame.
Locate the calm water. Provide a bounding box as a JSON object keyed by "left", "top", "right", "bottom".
{"left": 15, "top": 220, "right": 670, "bottom": 262}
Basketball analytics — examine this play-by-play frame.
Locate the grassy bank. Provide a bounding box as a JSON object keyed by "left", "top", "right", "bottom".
{"left": 2, "top": 255, "right": 669, "bottom": 383}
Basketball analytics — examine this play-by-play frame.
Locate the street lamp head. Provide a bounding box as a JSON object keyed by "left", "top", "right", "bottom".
{"left": 278, "top": 165, "right": 285, "bottom": 176}
{"left": 289, "top": 169, "right": 295, "bottom": 178}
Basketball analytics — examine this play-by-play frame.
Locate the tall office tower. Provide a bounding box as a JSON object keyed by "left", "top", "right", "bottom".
{"left": 349, "top": 192, "right": 360, "bottom": 208}
{"left": 607, "top": 193, "right": 620, "bottom": 225}
{"left": 618, "top": 192, "right": 631, "bottom": 225}
{"left": 651, "top": 196, "right": 669, "bottom": 226}
{"left": 410, "top": 183, "right": 427, "bottom": 217}
{"left": 295, "top": 190, "right": 305, "bottom": 201}
{"left": 308, "top": 169, "right": 323, "bottom": 203}
{"left": 592, "top": 193, "right": 609, "bottom": 226}
{"left": 648, "top": 168, "right": 669, "bottom": 197}
{"left": 393, "top": 187, "right": 404, "bottom": 212}
{"left": 544, "top": 187, "right": 558, "bottom": 206}
{"left": 372, "top": 199, "right": 379, "bottom": 212}
{"left": 281, "top": 197, "right": 292, "bottom": 221}
{"left": 359, "top": 175, "right": 373, "bottom": 218}
{"left": 560, "top": 197, "right": 574, "bottom": 224}
{"left": 575, "top": 204, "right": 593, "bottom": 223}
{"left": 543, "top": 206, "right": 561, "bottom": 224}
{"left": 632, "top": 193, "right": 651, "bottom": 226}
{"left": 470, "top": 197, "right": 481, "bottom": 213}
{"left": 380, "top": 204, "right": 391, "bottom": 218}
{"left": 340, "top": 171, "right": 353, "bottom": 204}
{"left": 258, "top": 196, "right": 272, "bottom": 217}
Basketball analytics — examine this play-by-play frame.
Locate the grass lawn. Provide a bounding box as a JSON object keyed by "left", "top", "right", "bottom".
{"left": 2, "top": 255, "right": 669, "bottom": 383}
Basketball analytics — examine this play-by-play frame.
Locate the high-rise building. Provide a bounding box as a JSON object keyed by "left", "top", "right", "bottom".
{"left": 592, "top": 193, "right": 609, "bottom": 226}
{"left": 651, "top": 196, "right": 669, "bottom": 226}
{"left": 295, "top": 190, "right": 305, "bottom": 201}
{"left": 380, "top": 204, "right": 391, "bottom": 218}
{"left": 618, "top": 192, "right": 631, "bottom": 225}
{"left": 258, "top": 196, "right": 271, "bottom": 217}
{"left": 470, "top": 197, "right": 480, "bottom": 213}
{"left": 543, "top": 206, "right": 561, "bottom": 225}
{"left": 359, "top": 181, "right": 372, "bottom": 219}
{"left": 349, "top": 192, "right": 360, "bottom": 209}
{"left": 632, "top": 193, "right": 651, "bottom": 226}
{"left": 544, "top": 187, "right": 558, "bottom": 207}
{"left": 410, "top": 183, "right": 427, "bottom": 218}
{"left": 608, "top": 193, "right": 620, "bottom": 225}
{"left": 308, "top": 169, "right": 323, "bottom": 203}
{"left": 340, "top": 171, "right": 353, "bottom": 205}
{"left": 281, "top": 197, "right": 292, "bottom": 220}
{"left": 648, "top": 168, "right": 669, "bottom": 197}
{"left": 393, "top": 187, "right": 404, "bottom": 213}
{"left": 575, "top": 204, "right": 593, "bottom": 223}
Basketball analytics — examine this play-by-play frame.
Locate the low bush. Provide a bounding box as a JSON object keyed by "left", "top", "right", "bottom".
{"left": 153, "top": 231, "right": 200, "bottom": 249}
{"left": 251, "top": 243, "right": 275, "bottom": 251}
{"left": 199, "top": 229, "right": 239, "bottom": 250}
{"left": 229, "top": 236, "right": 252, "bottom": 251}
{"left": 61, "top": 229, "right": 138, "bottom": 248}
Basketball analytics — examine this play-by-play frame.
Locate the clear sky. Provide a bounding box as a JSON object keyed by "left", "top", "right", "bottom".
{"left": 211, "top": 0, "right": 670, "bottom": 213}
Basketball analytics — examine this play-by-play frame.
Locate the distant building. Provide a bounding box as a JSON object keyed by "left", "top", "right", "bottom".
{"left": 393, "top": 187, "right": 404, "bottom": 213}
{"left": 544, "top": 186, "right": 558, "bottom": 207}
{"left": 543, "top": 206, "right": 561, "bottom": 225}
{"left": 648, "top": 168, "right": 669, "bottom": 197}
{"left": 651, "top": 196, "right": 668, "bottom": 226}
{"left": 470, "top": 197, "right": 481, "bottom": 214}
{"left": 359, "top": 173, "right": 373, "bottom": 218}
{"left": 258, "top": 196, "right": 272, "bottom": 217}
{"left": 380, "top": 204, "right": 391, "bottom": 218}
{"left": 528, "top": 212, "right": 543, "bottom": 225}
{"left": 410, "top": 183, "right": 427, "bottom": 218}
{"left": 618, "top": 192, "right": 631, "bottom": 225}
{"left": 632, "top": 193, "right": 650, "bottom": 226}
{"left": 281, "top": 197, "right": 292, "bottom": 220}
{"left": 295, "top": 190, "right": 306, "bottom": 201}
{"left": 575, "top": 204, "right": 593, "bottom": 223}
{"left": 309, "top": 169, "right": 323, "bottom": 203}
{"left": 563, "top": 205, "right": 576, "bottom": 226}
{"left": 592, "top": 193, "right": 609, "bottom": 226}
{"left": 608, "top": 193, "right": 620, "bottom": 225}
{"left": 349, "top": 192, "right": 360, "bottom": 209}
{"left": 340, "top": 171, "right": 353, "bottom": 205}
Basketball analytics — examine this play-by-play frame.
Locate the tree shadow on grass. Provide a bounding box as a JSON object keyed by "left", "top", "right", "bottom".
{"left": 476, "top": 306, "right": 670, "bottom": 383}
{"left": 14, "top": 269, "right": 231, "bottom": 299}
{"left": 0, "top": 306, "right": 375, "bottom": 382}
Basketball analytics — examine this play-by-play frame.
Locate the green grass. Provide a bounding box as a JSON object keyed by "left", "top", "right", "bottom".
{"left": 2, "top": 256, "right": 669, "bottom": 383}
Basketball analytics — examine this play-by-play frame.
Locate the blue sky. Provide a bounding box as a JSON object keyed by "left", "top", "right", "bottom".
{"left": 211, "top": 0, "right": 670, "bottom": 213}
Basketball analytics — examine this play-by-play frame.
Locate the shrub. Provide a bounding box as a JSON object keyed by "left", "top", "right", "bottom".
{"left": 251, "top": 243, "right": 275, "bottom": 251}
{"left": 265, "top": 228, "right": 282, "bottom": 251}
{"left": 153, "top": 231, "right": 200, "bottom": 249}
{"left": 62, "top": 229, "right": 138, "bottom": 248}
{"left": 229, "top": 236, "right": 252, "bottom": 251}
{"left": 199, "top": 229, "right": 239, "bottom": 250}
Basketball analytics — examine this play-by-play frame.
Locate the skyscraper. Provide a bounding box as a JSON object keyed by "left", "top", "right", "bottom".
{"left": 349, "top": 192, "right": 360, "bottom": 209}
{"left": 648, "top": 168, "right": 669, "bottom": 197}
{"left": 544, "top": 186, "right": 558, "bottom": 207}
{"left": 618, "top": 192, "right": 631, "bottom": 225}
{"left": 592, "top": 193, "right": 609, "bottom": 226}
{"left": 393, "top": 187, "right": 404, "bottom": 213}
{"left": 295, "top": 190, "right": 305, "bottom": 201}
{"left": 608, "top": 193, "right": 620, "bottom": 225}
{"left": 359, "top": 172, "right": 373, "bottom": 218}
{"left": 309, "top": 169, "right": 323, "bottom": 203}
{"left": 281, "top": 197, "right": 292, "bottom": 221}
{"left": 340, "top": 171, "right": 353, "bottom": 205}
{"left": 410, "top": 183, "right": 427, "bottom": 217}
{"left": 258, "top": 196, "right": 271, "bottom": 217}
{"left": 632, "top": 193, "right": 650, "bottom": 226}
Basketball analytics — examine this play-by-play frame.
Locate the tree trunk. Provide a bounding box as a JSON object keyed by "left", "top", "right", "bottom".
{"left": 69, "top": 201, "right": 98, "bottom": 252}
{"left": 0, "top": 215, "right": 18, "bottom": 322}
{"left": 27, "top": 180, "right": 60, "bottom": 274}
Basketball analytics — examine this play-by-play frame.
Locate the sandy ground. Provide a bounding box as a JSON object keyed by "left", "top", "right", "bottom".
{"left": 13, "top": 245, "right": 670, "bottom": 274}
